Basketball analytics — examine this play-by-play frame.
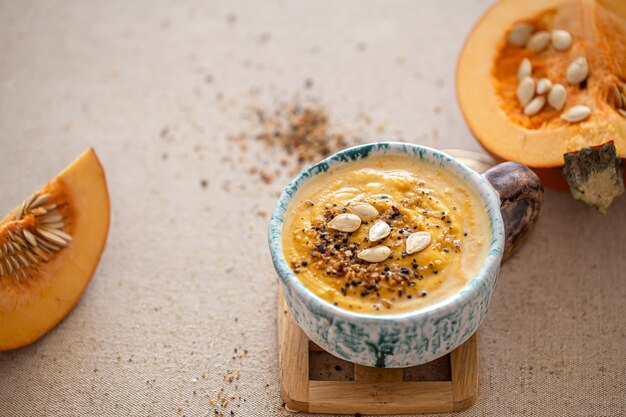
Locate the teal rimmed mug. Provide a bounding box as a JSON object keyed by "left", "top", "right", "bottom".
{"left": 269, "top": 142, "right": 543, "bottom": 367}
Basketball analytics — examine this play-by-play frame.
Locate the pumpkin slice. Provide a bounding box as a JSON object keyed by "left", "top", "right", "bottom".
{"left": 457, "top": 0, "right": 626, "bottom": 212}
{"left": 0, "top": 148, "right": 110, "bottom": 350}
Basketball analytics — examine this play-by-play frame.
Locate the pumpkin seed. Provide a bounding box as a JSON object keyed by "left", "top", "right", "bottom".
{"left": 508, "top": 23, "right": 534, "bottom": 47}
{"left": 22, "top": 230, "right": 37, "bottom": 247}
{"left": 566, "top": 57, "right": 589, "bottom": 84}
{"left": 36, "top": 228, "right": 68, "bottom": 246}
{"left": 526, "top": 31, "right": 551, "bottom": 52}
{"left": 517, "top": 76, "right": 535, "bottom": 106}
{"left": 41, "top": 214, "right": 63, "bottom": 224}
{"left": 45, "top": 221, "right": 64, "bottom": 230}
{"left": 536, "top": 78, "right": 553, "bottom": 95}
{"left": 406, "top": 232, "right": 431, "bottom": 254}
{"left": 610, "top": 84, "right": 622, "bottom": 109}
{"left": 368, "top": 221, "right": 390, "bottom": 242}
{"left": 618, "top": 109, "right": 626, "bottom": 118}
{"left": 524, "top": 95, "right": 546, "bottom": 116}
{"left": 15, "top": 201, "right": 25, "bottom": 221}
{"left": 357, "top": 245, "right": 391, "bottom": 263}
{"left": 547, "top": 84, "right": 567, "bottom": 110}
{"left": 560, "top": 105, "right": 591, "bottom": 122}
{"left": 1, "top": 193, "right": 70, "bottom": 279}
{"left": 29, "top": 194, "right": 50, "bottom": 209}
{"left": 327, "top": 213, "right": 361, "bottom": 232}
{"left": 517, "top": 58, "right": 532, "bottom": 80}
{"left": 551, "top": 29, "right": 572, "bottom": 51}
{"left": 40, "top": 226, "right": 72, "bottom": 242}
{"left": 348, "top": 202, "right": 378, "bottom": 221}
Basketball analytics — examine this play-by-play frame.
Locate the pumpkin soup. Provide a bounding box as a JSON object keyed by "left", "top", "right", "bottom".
{"left": 282, "top": 154, "right": 490, "bottom": 314}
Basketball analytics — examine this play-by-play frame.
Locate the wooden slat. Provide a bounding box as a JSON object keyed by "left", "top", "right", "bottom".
{"left": 308, "top": 381, "right": 454, "bottom": 414}
{"left": 450, "top": 333, "right": 478, "bottom": 411}
{"left": 278, "top": 290, "right": 310, "bottom": 412}
{"left": 354, "top": 365, "right": 403, "bottom": 382}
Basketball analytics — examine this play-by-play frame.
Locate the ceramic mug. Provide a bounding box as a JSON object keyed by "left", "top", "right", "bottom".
{"left": 269, "top": 142, "right": 543, "bottom": 368}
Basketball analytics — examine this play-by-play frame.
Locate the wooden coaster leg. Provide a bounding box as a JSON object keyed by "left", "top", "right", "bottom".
{"left": 450, "top": 333, "right": 478, "bottom": 411}
{"left": 278, "top": 291, "right": 310, "bottom": 412}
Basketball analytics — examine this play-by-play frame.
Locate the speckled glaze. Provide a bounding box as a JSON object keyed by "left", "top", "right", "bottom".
{"left": 269, "top": 142, "right": 505, "bottom": 368}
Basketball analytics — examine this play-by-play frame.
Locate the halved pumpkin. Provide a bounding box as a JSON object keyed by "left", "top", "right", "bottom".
{"left": 0, "top": 148, "right": 110, "bottom": 350}
{"left": 458, "top": 0, "right": 626, "bottom": 212}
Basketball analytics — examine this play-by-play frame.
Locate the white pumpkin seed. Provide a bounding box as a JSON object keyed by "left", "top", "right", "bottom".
{"left": 551, "top": 29, "right": 572, "bottom": 51}
{"left": 526, "top": 31, "right": 551, "bottom": 52}
{"left": 348, "top": 202, "right": 378, "bottom": 221}
{"left": 406, "top": 232, "right": 431, "bottom": 254}
{"left": 619, "top": 109, "right": 626, "bottom": 117}
{"left": 566, "top": 57, "right": 589, "bottom": 84}
{"left": 560, "top": 105, "right": 591, "bottom": 122}
{"left": 368, "top": 221, "right": 390, "bottom": 242}
{"left": 327, "top": 213, "right": 361, "bottom": 232}
{"left": 548, "top": 83, "right": 567, "bottom": 110}
{"left": 517, "top": 58, "right": 532, "bottom": 80}
{"left": 357, "top": 245, "right": 391, "bottom": 263}
{"left": 517, "top": 76, "right": 535, "bottom": 106}
{"left": 508, "top": 23, "right": 534, "bottom": 47}
{"left": 524, "top": 95, "right": 546, "bottom": 116}
{"left": 536, "top": 78, "right": 552, "bottom": 95}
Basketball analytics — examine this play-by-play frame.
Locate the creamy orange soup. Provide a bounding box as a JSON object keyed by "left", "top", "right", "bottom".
{"left": 282, "top": 154, "right": 491, "bottom": 314}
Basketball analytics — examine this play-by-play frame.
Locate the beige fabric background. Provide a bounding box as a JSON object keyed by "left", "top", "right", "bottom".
{"left": 0, "top": 1, "right": 624, "bottom": 416}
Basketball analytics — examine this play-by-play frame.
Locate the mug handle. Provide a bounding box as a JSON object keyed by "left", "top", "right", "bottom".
{"left": 483, "top": 162, "right": 544, "bottom": 260}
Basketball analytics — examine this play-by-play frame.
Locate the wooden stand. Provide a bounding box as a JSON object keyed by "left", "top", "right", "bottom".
{"left": 278, "top": 292, "right": 478, "bottom": 414}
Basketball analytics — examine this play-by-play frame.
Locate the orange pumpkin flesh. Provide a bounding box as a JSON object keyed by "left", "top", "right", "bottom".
{"left": 457, "top": 0, "right": 626, "bottom": 197}
{"left": 0, "top": 148, "right": 110, "bottom": 350}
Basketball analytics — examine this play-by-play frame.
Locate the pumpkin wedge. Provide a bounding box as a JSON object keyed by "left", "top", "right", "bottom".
{"left": 457, "top": 0, "right": 626, "bottom": 212}
{"left": 0, "top": 148, "right": 110, "bottom": 350}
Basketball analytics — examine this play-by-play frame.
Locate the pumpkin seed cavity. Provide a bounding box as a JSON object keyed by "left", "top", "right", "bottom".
{"left": 0, "top": 193, "right": 71, "bottom": 281}
{"left": 505, "top": 24, "right": 597, "bottom": 122}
